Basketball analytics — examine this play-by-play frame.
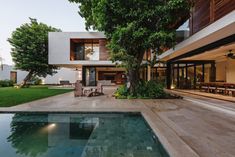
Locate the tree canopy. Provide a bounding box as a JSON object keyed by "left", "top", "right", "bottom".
{"left": 8, "top": 18, "right": 61, "bottom": 87}
{"left": 69, "top": 0, "right": 194, "bottom": 93}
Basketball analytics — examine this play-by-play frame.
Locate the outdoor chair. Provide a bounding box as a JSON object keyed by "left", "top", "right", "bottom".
{"left": 86, "top": 83, "right": 104, "bottom": 97}
{"left": 60, "top": 80, "right": 72, "bottom": 87}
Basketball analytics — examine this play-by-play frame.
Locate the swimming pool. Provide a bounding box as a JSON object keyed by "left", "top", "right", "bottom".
{"left": 0, "top": 112, "right": 169, "bottom": 157}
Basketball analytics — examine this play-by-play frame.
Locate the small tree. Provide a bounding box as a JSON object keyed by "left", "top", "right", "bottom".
{"left": 69, "top": 0, "right": 194, "bottom": 93}
{"left": 8, "top": 18, "right": 60, "bottom": 87}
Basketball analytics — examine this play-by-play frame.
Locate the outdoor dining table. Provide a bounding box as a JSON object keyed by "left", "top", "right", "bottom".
{"left": 199, "top": 82, "right": 235, "bottom": 96}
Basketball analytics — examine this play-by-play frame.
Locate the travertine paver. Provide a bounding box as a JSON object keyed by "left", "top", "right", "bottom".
{"left": 1, "top": 87, "right": 235, "bottom": 157}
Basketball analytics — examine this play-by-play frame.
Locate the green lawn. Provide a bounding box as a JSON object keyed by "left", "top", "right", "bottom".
{"left": 0, "top": 86, "right": 73, "bottom": 107}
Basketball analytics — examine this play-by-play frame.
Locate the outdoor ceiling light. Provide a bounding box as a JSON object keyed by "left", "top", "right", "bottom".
{"left": 226, "top": 50, "right": 235, "bottom": 59}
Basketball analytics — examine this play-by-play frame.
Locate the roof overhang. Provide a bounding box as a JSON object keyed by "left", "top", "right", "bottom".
{"left": 158, "top": 10, "right": 235, "bottom": 62}
{"left": 51, "top": 61, "right": 117, "bottom": 68}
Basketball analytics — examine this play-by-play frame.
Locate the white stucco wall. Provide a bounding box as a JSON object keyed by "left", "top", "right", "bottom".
{"left": 48, "top": 32, "right": 114, "bottom": 66}
{"left": 0, "top": 64, "right": 12, "bottom": 80}
{"left": 41, "top": 68, "right": 77, "bottom": 84}
{"left": 0, "top": 65, "right": 28, "bottom": 84}
{"left": 0, "top": 65, "right": 77, "bottom": 84}
{"left": 16, "top": 70, "right": 28, "bottom": 84}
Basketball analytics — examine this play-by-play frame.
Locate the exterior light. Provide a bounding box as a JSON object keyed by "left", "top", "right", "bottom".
{"left": 47, "top": 123, "right": 56, "bottom": 131}
{"left": 41, "top": 79, "right": 45, "bottom": 85}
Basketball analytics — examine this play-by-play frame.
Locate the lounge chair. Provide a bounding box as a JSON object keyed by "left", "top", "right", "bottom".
{"left": 60, "top": 80, "right": 72, "bottom": 87}
{"left": 86, "top": 83, "right": 104, "bottom": 97}
{"left": 74, "top": 81, "right": 83, "bottom": 97}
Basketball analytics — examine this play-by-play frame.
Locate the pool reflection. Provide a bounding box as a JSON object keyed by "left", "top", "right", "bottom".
{"left": 7, "top": 113, "right": 48, "bottom": 157}
{"left": 3, "top": 113, "right": 169, "bottom": 157}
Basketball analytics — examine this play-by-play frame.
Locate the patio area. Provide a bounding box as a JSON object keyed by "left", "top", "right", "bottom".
{"left": 1, "top": 87, "right": 235, "bottom": 157}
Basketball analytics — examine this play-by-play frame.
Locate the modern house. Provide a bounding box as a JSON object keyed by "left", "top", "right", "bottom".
{"left": 49, "top": 32, "right": 127, "bottom": 86}
{"left": 48, "top": 30, "right": 188, "bottom": 86}
{"left": 158, "top": 0, "right": 235, "bottom": 89}
{"left": 48, "top": 0, "right": 235, "bottom": 90}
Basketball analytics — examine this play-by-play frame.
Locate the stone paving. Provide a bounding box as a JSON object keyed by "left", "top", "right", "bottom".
{"left": 1, "top": 86, "right": 235, "bottom": 157}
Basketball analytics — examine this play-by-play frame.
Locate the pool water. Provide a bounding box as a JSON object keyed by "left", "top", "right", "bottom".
{"left": 0, "top": 113, "right": 169, "bottom": 157}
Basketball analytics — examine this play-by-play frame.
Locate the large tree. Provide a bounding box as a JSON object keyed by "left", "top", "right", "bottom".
{"left": 8, "top": 18, "right": 60, "bottom": 87}
{"left": 69, "top": 0, "right": 194, "bottom": 93}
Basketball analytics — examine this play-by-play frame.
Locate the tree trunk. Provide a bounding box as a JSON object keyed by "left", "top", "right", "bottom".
{"left": 127, "top": 51, "right": 145, "bottom": 94}
{"left": 20, "top": 70, "right": 34, "bottom": 88}
{"left": 127, "top": 68, "right": 140, "bottom": 94}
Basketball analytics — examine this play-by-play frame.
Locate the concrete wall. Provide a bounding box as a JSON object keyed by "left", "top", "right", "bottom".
{"left": 226, "top": 59, "right": 235, "bottom": 83}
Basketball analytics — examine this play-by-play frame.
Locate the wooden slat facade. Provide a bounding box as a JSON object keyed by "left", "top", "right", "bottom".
{"left": 190, "top": 0, "right": 235, "bottom": 35}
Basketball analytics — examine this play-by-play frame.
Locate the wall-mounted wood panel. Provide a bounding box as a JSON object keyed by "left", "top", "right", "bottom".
{"left": 191, "top": 0, "right": 210, "bottom": 34}
{"left": 99, "top": 40, "right": 109, "bottom": 60}
{"left": 214, "top": 0, "right": 235, "bottom": 20}
{"left": 190, "top": 0, "right": 235, "bottom": 35}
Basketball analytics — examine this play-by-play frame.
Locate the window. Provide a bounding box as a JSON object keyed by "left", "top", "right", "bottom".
{"left": 70, "top": 39, "right": 100, "bottom": 61}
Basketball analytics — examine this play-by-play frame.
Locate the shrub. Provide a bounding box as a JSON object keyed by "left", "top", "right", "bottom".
{"left": 34, "top": 78, "right": 42, "bottom": 85}
{"left": 0, "top": 80, "right": 14, "bottom": 87}
{"left": 115, "top": 80, "right": 166, "bottom": 99}
{"left": 136, "top": 80, "right": 166, "bottom": 98}
{"left": 114, "top": 85, "right": 128, "bottom": 98}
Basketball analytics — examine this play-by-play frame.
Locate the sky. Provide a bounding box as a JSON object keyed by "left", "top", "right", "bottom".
{"left": 0, "top": 0, "right": 86, "bottom": 65}
{"left": 0, "top": 0, "right": 189, "bottom": 65}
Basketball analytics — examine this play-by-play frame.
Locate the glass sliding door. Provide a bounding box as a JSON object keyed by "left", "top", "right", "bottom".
{"left": 85, "top": 67, "right": 96, "bottom": 86}
{"left": 84, "top": 43, "right": 99, "bottom": 60}
{"left": 204, "top": 64, "right": 211, "bottom": 83}
{"left": 187, "top": 64, "right": 195, "bottom": 89}
{"left": 169, "top": 61, "right": 216, "bottom": 89}
{"left": 179, "top": 65, "right": 186, "bottom": 89}
{"left": 74, "top": 43, "right": 85, "bottom": 60}
{"left": 70, "top": 39, "right": 100, "bottom": 61}
{"left": 196, "top": 65, "right": 203, "bottom": 84}
{"left": 172, "top": 65, "right": 178, "bottom": 88}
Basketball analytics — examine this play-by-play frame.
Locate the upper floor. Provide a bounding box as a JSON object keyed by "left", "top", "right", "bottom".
{"left": 49, "top": 32, "right": 113, "bottom": 67}
{"left": 49, "top": 30, "right": 190, "bottom": 68}
{"left": 159, "top": 1, "right": 235, "bottom": 62}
